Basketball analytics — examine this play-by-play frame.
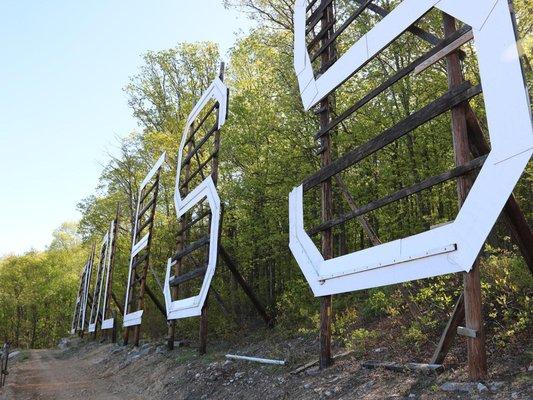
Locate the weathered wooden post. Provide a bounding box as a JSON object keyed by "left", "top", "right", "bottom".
{"left": 317, "top": 0, "right": 335, "bottom": 369}
{"left": 443, "top": 13, "right": 487, "bottom": 380}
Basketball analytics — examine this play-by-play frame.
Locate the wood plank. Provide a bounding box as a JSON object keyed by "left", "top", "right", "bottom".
{"left": 309, "top": 155, "right": 486, "bottom": 235}
{"left": 139, "top": 179, "right": 157, "bottom": 204}
{"left": 182, "top": 123, "right": 218, "bottom": 166}
{"left": 138, "top": 196, "right": 156, "bottom": 219}
{"left": 172, "top": 235, "right": 209, "bottom": 262}
{"left": 290, "top": 350, "right": 354, "bottom": 375}
{"left": 132, "top": 253, "right": 149, "bottom": 270}
{"left": 219, "top": 246, "right": 274, "bottom": 327}
{"left": 175, "top": 208, "right": 210, "bottom": 237}
{"left": 307, "top": 18, "right": 336, "bottom": 51}
{"left": 169, "top": 266, "right": 207, "bottom": 287}
{"left": 304, "top": 81, "right": 481, "bottom": 191}
{"left": 137, "top": 216, "right": 154, "bottom": 235}
{"left": 457, "top": 326, "right": 477, "bottom": 338}
{"left": 179, "top": 148, "right": 218, "bottom": 190}
{"left": 306, "top": 0, "right": 319, "bottom": 12}
{"left": 183, "top": 103, "right": 217, "bottom": 147}
{"left": 414, "top": 30, "right": 473, "bottom": 75}
{"left": 363, "top": 361, "right": 444, "bottom": 374}
{"left": 310, "top": 0, "right": 373, "bottom": 63}
{"left": 430, "top": 293, "right": 464, "bottom": 364}
{"left": 314, "top": 25, "right": 471, "bottom": 140}
{"left": 306, "top": 0, "right": 334, "bottom": 34}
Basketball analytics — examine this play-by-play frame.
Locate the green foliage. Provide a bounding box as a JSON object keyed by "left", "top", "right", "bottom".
{"left": 362, "top": 289, "right": 397, "bottom": 320}
{"left": 344, "top": 328, "right": 378, "bottom": 355}
{"left": 0, "top": 223, "right": 85, "bottom": 349}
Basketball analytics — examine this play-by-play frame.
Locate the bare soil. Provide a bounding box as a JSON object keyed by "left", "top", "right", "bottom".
{"left": 1, "top": 332, "right": 531, "bottom": 399}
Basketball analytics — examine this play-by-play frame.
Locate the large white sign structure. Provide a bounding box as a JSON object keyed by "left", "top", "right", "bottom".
{"left": 71, "top": 254, "right": 93, "bottom": 333}
{"left": 163, "top": 77, "right": 228, "bottom": 319}
{"left": 88, "top": 221, "right": 116, "bottom": 332}
{"left": 290, "top": 0, "right": 533, "bottom": 296}
{"left": 100, "top": 220, "right": 116, "bottom": 330}
{"left": 123, "top": 153, "right": 166, "bottom": 328}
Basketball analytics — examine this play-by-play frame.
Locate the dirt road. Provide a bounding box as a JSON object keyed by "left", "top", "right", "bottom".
{"left": 0, "top": 337, "right": 530, "bottom": 400}
{"left": 0, "top": 349, "right": 140, "bottom": 400}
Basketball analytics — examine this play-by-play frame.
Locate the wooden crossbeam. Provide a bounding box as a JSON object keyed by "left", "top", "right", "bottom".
{"left": 304, "top": 81, "right": 481, "bottom": 190}
{"left": 314, "top": 25, "right": 471, "bottom": 140}
{"left": 363, "top": 361, "right": 444, "bottom": 374}
{"left": 354, "top": 0, "right": 462, "bottom": 55}
{"left": 306, "top": 0, "right": 334, "bottom": 34}
{"left": 169, "top": 266, "right": 207, "bottom": 287}
{"left": 182, "top": 123, "right": 218, "bottom": 166}
{"left": 310, "top": 0, "right": 373, "bottom": 63}
{"left": 219, "top": 246, "right": 274, "bottom": 327}
{"left": 307, "top": 18, "right": 336, "bottom": 51}
{"left": 172, "top": 235, "right": 210, "bottom": 262}
{"left": 180, "top": 149, "right": 218, "bottom": 190}
{"left": 183, "top": 103, "right": 218, "bottom": 147}
{"left": 430, "top": 293, "right": 465, "bottom": 364}
{"left": 176, "top": 208, "right": 210, "bottom": 236}
{"left": 309, "top": 155, "right": 486, "bottom": 235}
{"left": 414, "top": 30, "right": 473, "bottom": 75}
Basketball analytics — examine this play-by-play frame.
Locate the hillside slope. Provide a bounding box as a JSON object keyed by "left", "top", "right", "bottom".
{"left": 1, "top": 334, "right": 531, "bottom": 399}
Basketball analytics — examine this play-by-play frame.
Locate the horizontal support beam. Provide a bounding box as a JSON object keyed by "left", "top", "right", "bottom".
{"left": 138, "top": 197, "right": 156, "bottom": 219}
{"left": 182, "top": 124, "right": 218, "bottom": 166}
{"left": 183, "top": 102, "right": 218, "bottom": 148}
{"left": 307, "top": 18, "right": 336, "bottom": 51}
{"left": 172, "top": 235, "right": 210, "bottom": 262}
{"left": 314, "top": 24, "right": 471, "bottom": 140}
{"left": 306, "top": 0, "right": 319, "bottom": 12}
{"left": 179, "top": 149, "right": 219, "bottom": 190}
{"left": 306, "top": 0, "right": 334, "bottom": 35}
{"left": 137, "top": 216, "right": 153, "bottom": 235}
{"left": 304, "top": 81, "right": 481, "bottom": 191}
{"left": 169, "top": 266, "right": 207, "bottom": 287}
{"left": 310, "top": 0, "right": 373, "bottom": 63}
{"left": 414, "top": 30, "right": 473, "bottom": 75}
{"left": 132, "top": 253, "right": 149, "bottom": 270}
{"left": 176, "top": 208, "right": 210, "bottom": 237}
{"left": 309, "top": 155, "right": 486, "bottom": 235}
{"left": 140, "top": 179, "right": 158, "bottom": 204}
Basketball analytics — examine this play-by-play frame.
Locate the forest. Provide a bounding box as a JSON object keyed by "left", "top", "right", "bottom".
{"left": 0, "top": 0, "right": 531, "bottom": 362}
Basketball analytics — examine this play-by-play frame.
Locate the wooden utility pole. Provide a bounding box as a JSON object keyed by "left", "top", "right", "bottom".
{"left": 318, "top": 0, "right": 335, "bottom": 369}
{"left": 443, "top": 13, "right": 487, "bottom": 380}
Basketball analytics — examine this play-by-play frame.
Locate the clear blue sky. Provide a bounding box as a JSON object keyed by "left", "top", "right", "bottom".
{"left": 0, "top": 0, "right": 253, "bottom": 257}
